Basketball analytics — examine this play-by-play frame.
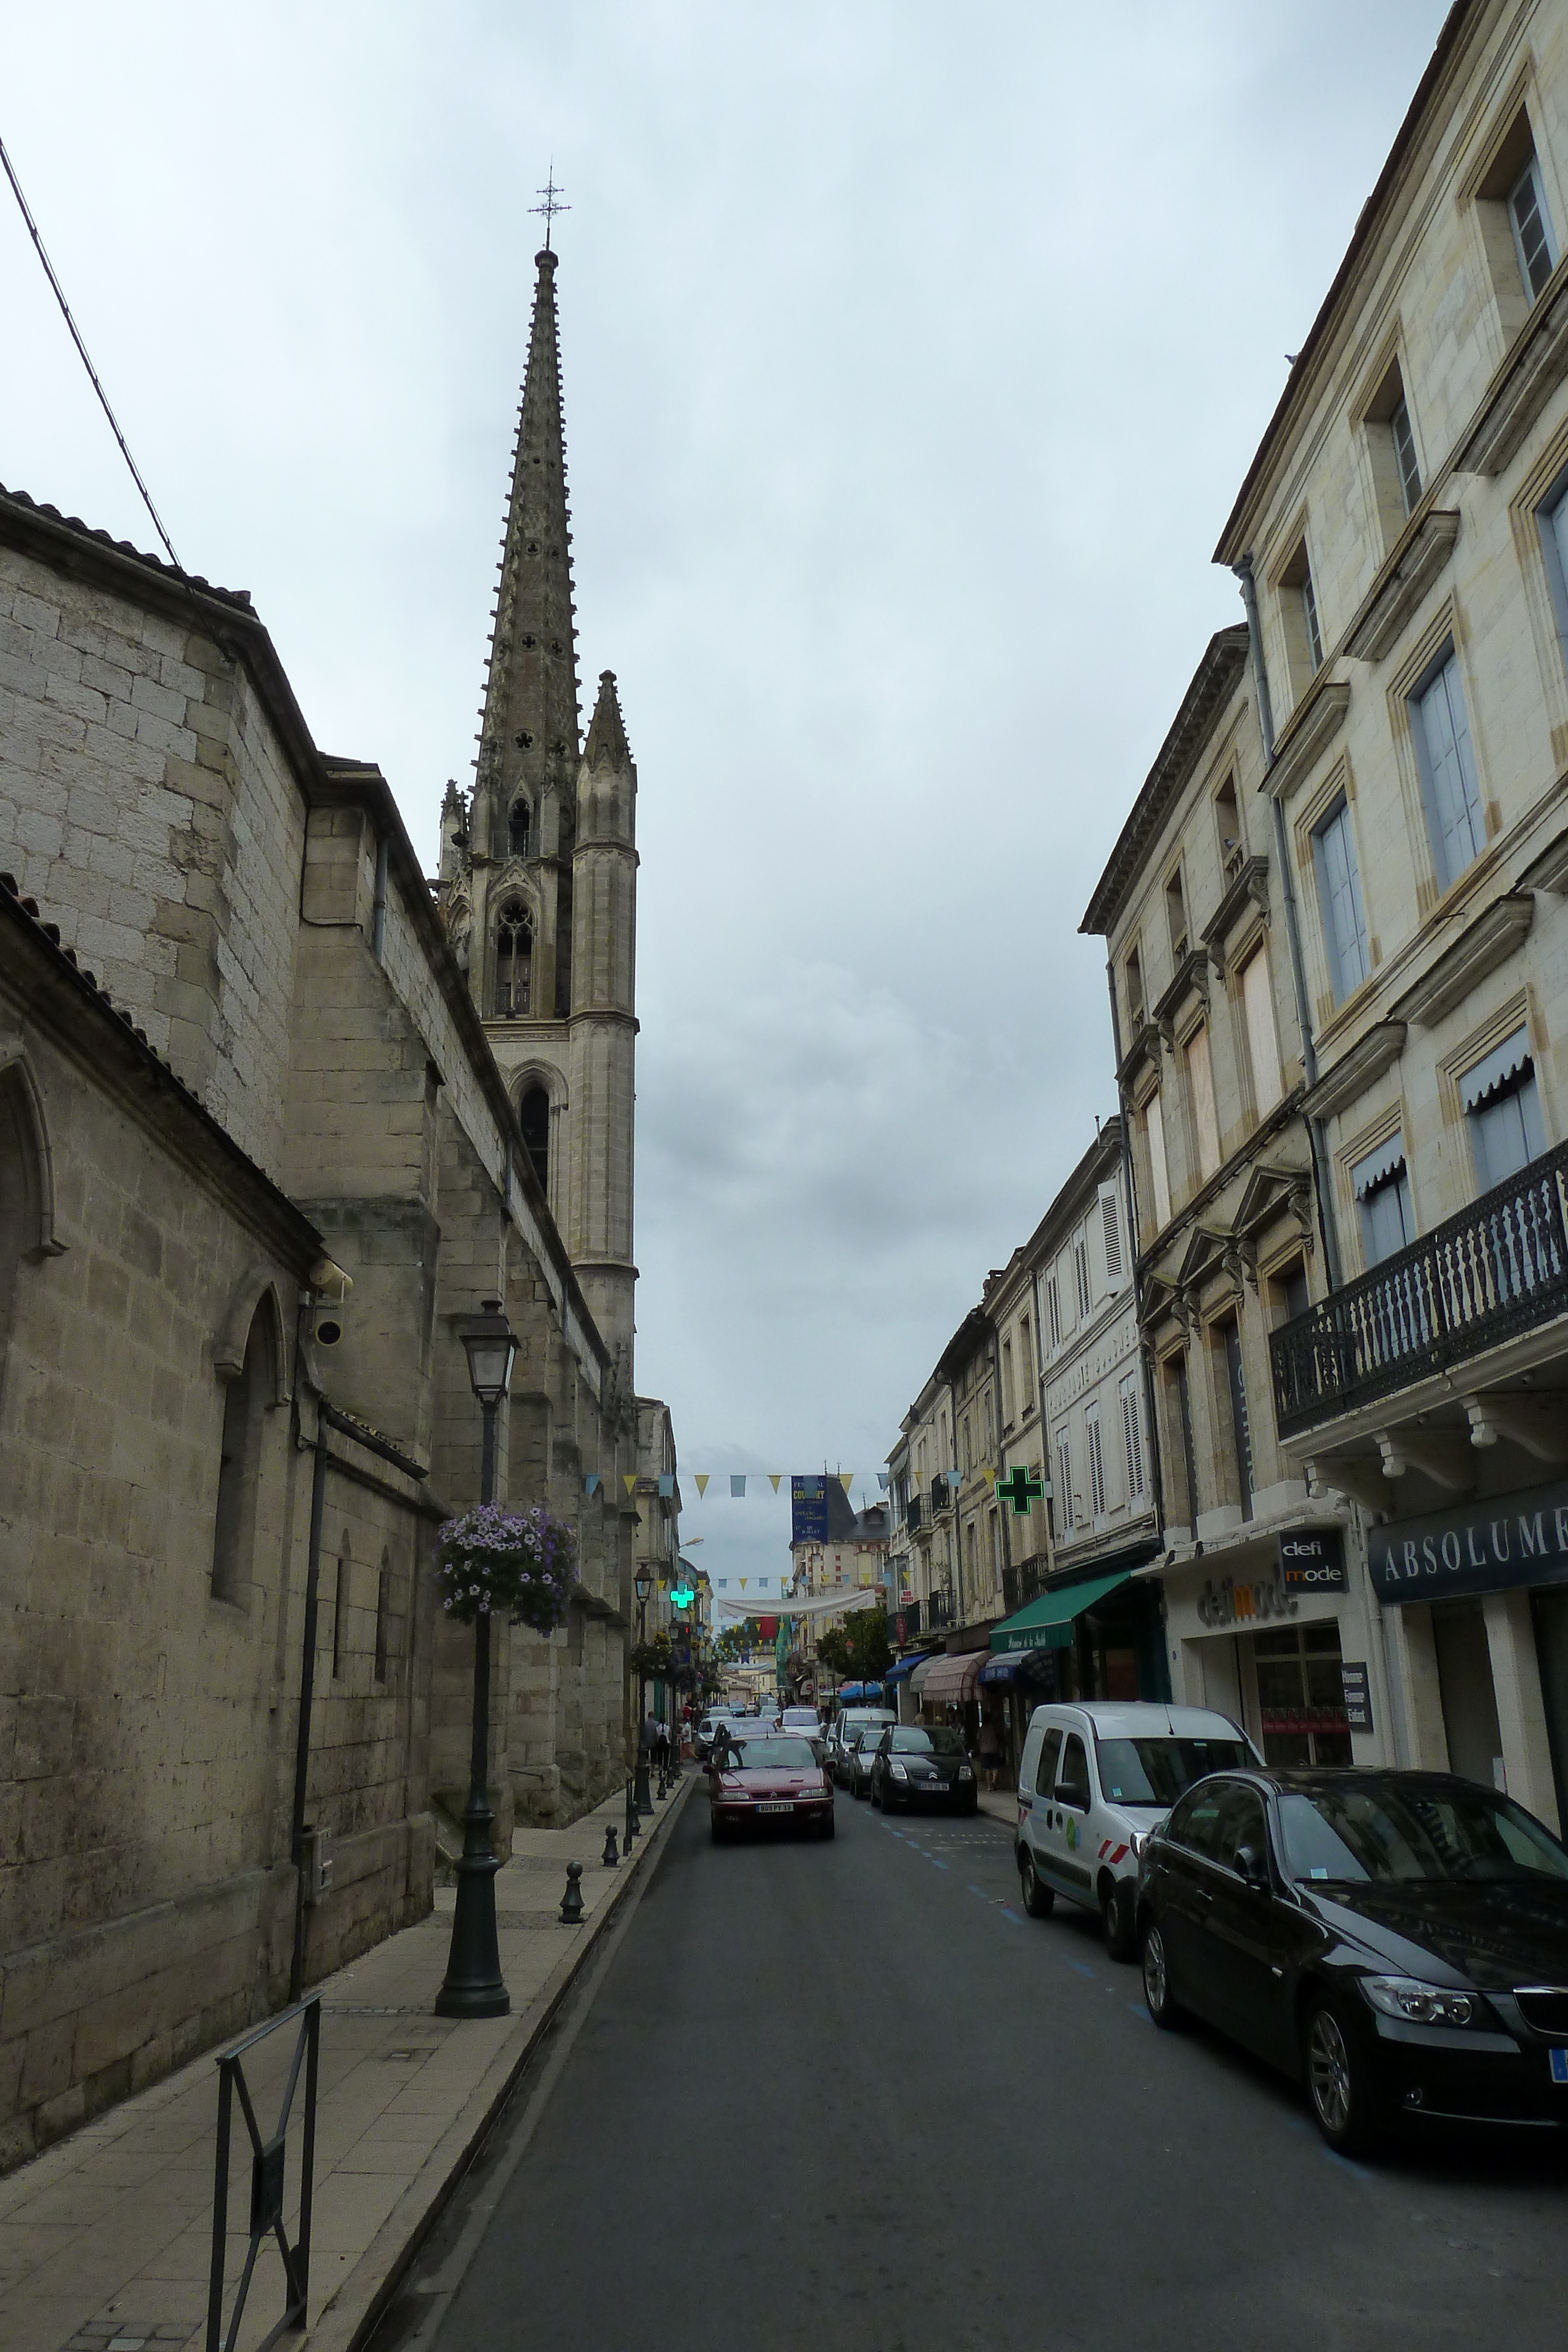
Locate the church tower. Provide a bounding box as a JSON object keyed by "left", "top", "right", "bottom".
{"left": 447, "top": 235, "right": 637, "bottom": 1392}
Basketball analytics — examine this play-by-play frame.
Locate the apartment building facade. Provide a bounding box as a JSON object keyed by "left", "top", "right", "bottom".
{"left": 1209, "top": 0, "right": 1568, "bottom": 1825}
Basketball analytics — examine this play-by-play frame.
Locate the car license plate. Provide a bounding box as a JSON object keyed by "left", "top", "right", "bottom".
{"left": 757, "top": 1801, "right": 793, "bottom": 1814}
{"left": 1550, "top": 2047, "right": 1568, "bottom": 2086}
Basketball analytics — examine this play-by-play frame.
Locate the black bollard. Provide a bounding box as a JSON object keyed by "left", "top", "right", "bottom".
{"left": 560, "top": 1860, "right": 584, "bottom": 1925}
{"left": 656, "top": 1766, "right": 667, "bottom": 1801}
{"left": 624, "top": 1775, "right": 636, "bottom": 1847}
{"left": 628, "top": 1786, "right": 641, "bottom": 1842}
{"left": 603, "top": 1822, "right": 619, "bottom": 1866}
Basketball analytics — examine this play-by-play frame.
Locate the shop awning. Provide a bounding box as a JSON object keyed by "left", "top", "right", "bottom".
{"left": 908, "top": 1656, "right": 938, "bottom": 1696}
{"left": 885, "top": 1654, "right": 931, "bottom": 1685}
{"left": 918, "top": 1648, "right": 988, "bottom": 1704}
{"left": 988, "top": 1570, "right": 1134, "bottom": 1655}
{"left": 977, "top": 1648, "right": 1055, "bottom": 1686}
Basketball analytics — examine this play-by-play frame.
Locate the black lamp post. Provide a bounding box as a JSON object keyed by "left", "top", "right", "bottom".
{"left": 633, "top": 1563, "right": 654, "bottom": 1810}
{"left": 436, "top": 1297, "right": 519, "bottom": 2020}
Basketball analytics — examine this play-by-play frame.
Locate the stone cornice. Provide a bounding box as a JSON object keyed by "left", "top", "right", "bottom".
{"left": 1152, "top": 947, "right": 1211, "bottom": 1038}
{"left": 1343, "top": 507, "right": 1461, "bottom": 664}
{"left": 1202, "top": 855, "right": 1271, "bottom": 976}
{"left": 1456, "top": 253, "right": 1568, "bottom": 476}
{"left": 1303, "top": 1019, "right": 1407, "bottom": 1122}
{"left": 1268, "top": 680, "right": 1351, "bottom": 801}
{"left": 1391, "top": 891, "right": 1535, "bottom": 1028}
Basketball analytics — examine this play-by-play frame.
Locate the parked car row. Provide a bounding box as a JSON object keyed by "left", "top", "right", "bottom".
{"left": 1010, "top": 1701, "right": 1568, "bottom": 2153}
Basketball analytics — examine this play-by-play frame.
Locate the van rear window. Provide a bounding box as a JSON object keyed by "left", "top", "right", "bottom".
{"left": 1095, "top": 1736, "right": 1251, "bottom": 1805}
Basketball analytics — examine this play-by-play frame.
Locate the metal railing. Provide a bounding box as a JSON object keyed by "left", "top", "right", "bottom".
{"left": 1271, "top": 1141, "right": 1568, "bottom": 1437}
{"left": 207, "top": 1994, "right": 320, "bottom": 2352}
{"left": 904, "top": 1496, "right": 923, "bottom": 1534}
{"left": 1002, "top": 1561, "right": 1044, "bottom": 1613}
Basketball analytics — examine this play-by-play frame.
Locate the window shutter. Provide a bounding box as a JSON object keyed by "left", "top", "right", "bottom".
{"left": 1241, "top": 950, "right": 1282, "bottom": 1117}
{"left": 1119, "top": 1375, "right": 1144, "bottom": 1500}
{"left": 1099, "top": 1182, "right": 1123, "bottom": 1284}
{"left": 1145, "top": 1091, "right": 1172, "bottom": 1230}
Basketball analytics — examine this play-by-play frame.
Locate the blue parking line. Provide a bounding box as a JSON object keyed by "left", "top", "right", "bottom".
{"left": 930, "top": 1859, "right": 949, "bottom": 1870}
{"left": 999, "top": 1907, "right": 1024, "bottom": 1925}
{"left": 967, "top": 1884, "right": 989, "bottom": 1899}
{"left": 1071, "top": 1961, "right": 1097, "bottom": 1979}
{"left": 1127, "top": 2002, "right": 1152, "bottom": 2023}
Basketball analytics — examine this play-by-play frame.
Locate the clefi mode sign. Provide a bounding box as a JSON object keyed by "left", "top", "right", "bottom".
{"left": 1371, "top": 1475, "right": 1568, "bottom": 1606}
{"left": 1279, "top": 1527, "right": 1346, "bottom": 1594}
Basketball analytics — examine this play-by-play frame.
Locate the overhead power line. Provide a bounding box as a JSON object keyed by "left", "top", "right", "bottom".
{"left": 0, "top": 127, "right": 185, "bottom": 574}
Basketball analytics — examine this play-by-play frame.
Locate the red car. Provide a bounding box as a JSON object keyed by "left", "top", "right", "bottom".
{"left": 708, "top": 1733, "right": 835, "bottom": 1842}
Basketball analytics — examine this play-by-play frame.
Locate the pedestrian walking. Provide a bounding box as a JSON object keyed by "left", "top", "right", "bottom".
{"left": 978, "top": 1710, "right": 1002, "bottom": 1793}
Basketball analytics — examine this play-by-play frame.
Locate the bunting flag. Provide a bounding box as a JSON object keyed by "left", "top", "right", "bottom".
{"left": 839, "top": 1472, "right": 854, "bottom": 1494}
{"left": 657, "top": 1474, "right": 674, "bottom": 1497}
{"left": 878, "top": 1472, "right": 890, "bottom": 1491}
{"left": 623, "top": 1472, "right": 638, "bottom": 1495}
{"left": 739, "top": 1578, "right": 747, "bottom": 1589}
{"left": 913, "top": 1471, "right": 922, "bottom": 1490}
{"left": 768, "top": 1474, "right": 783, "bottom": 1493}
{"left": 730, "top": 1474, "right": 746, "bottom": 1497}
{"left": 695, "top": 1475, "right": 710, "bottom": 1496}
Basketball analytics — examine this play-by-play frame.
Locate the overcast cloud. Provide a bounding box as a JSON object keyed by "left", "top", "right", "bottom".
{"left": 3, "top": 1, "right": 1451, "bottom": 1593}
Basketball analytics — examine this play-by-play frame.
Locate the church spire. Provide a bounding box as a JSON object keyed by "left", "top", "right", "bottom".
{"left": 474, "top": 241, "right": 581, "bottom": 837}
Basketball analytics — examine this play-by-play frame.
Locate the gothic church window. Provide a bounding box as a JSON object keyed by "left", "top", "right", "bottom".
{"left": 0, "top": 1067, "right": 39, "bottom": 1354}
{"left": 509, "top": 799, "right": 531, "bottom": 858}
{"left": 494, "top": 900, "right": 533, "bottom": 1017}
{"left": 520, "top": 1083, "right": 550, "bottom": 1194}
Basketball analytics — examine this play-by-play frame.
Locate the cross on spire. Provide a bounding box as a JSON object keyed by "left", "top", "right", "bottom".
{"left": 529, "top": 171, "right": 569, "bottom": 251}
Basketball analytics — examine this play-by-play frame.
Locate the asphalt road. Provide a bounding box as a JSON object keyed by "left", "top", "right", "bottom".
{"left": 371, "top": 1774, "right": 1568, "bottom": 2352}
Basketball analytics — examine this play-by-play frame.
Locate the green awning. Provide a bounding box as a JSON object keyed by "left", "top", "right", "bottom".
{"left": 988, "top": 1570, "right": 1134, "bottom": 1654}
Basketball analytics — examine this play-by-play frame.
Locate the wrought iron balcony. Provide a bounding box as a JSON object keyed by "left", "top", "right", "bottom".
{"left": 1001, "top": 1561, "right": 1044, "bottom": 1613}
{"left": 905, "top": 1495, "right": 923, "bottom": 1534}
{"left": 1271, "top": 1141, "right": 1568, "bottom": 1438}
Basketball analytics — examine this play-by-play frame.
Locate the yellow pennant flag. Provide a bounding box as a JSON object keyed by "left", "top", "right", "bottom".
{"left": 740, "top": 1578, "right": 748, "bottom": 1589}
{"left": 913, "top": 1471, "right": 922, "bottom": 1489}
{"left": 982, "top": 1466, "right": 997, "bottom": 1492}
{"left": 768, "top": 1474, "right": 783, "bottom": 1493}
{"left": 840, "top": 1472, "right": 854, "bottom": 1494}
{"left": 695, "top": 1474, "right": 710, "bottom": 1497}
{"left": 623, "top": 1472, "right": 637, "bottom": 1495}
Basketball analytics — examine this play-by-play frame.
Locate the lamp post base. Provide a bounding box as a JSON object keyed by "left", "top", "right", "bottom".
{"left": 435, "top": 1847, "right": 509, "bottom": 2018}
{"left": 634, "top": 1762, "right": 653, "bottom": 1812}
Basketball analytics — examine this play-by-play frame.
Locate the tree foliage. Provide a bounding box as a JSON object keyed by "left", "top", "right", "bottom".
{"left": 815, "top": 1603, "right": 890, "bottom": 1682}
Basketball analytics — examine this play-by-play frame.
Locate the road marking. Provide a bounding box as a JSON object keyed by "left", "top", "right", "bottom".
{"left": 930, "top": 1859, "right": 949, "bottom": 1870}
{"left": 967, "top": 1884, "right": 988, "bottom": 1899}
{"left": 1127, "top": 2002, "right": 1152, "bottom": 2023}
{"left": 999, "top": 1907, "right": 1024, "bottom": 1925}
{"left": 1071, "top": 1961, "right": 1096, "bottom": 1979}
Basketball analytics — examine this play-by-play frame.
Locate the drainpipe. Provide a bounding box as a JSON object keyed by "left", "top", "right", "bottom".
{"left": 1105, "top": 966, "right": 1167, "bottom": 1544}
{"left": 289, "top": 1398, "right": 329, "bottom": 2003}
{"left": 1232, "top": 556, "right": 1344, "bottom": 1292}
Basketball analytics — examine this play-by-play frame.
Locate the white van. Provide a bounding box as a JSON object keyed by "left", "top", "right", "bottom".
{"left": 1015, "top": 1702, "right": 1258, "bottom": 1960}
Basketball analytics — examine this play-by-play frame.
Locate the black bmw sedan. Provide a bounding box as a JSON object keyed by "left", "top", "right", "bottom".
{"left": 870, "top": 1725, "right": 978, "bottom": 1813}
{"left": 1136, "top": 1768, "right": 1568, "bottom": 2154}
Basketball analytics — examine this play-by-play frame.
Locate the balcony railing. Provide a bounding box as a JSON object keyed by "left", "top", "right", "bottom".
{"left": 1271, "top": 1141, "right": 1568, "bottom": 1437}
{"left": 1001, "top": 1561, "right": 1044, "bottom": 1613}
{"left": 905, "top": 1496, "right": 923, "bottom": 1534}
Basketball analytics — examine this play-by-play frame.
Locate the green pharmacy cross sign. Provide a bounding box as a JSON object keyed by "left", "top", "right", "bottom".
{"left": 996, "top": 1464, "right": 1044, "bottom": 1518}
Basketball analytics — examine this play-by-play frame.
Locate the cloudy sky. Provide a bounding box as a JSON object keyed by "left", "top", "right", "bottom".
{"left": 4, "top": 1, "right": 1450, "bottom": 1595}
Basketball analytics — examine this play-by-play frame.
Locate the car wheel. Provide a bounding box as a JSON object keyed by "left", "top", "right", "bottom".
{"left": 1303, "top": 1994, "right": 1381, "bottom": 2156}
{"left": 1019, "top": 1850, "right": 1054, "bottom": 1919}
{"left": 1102, "top": 1878, "right": 1137, "bottom": 1962}
{"left": 1141, "top": 1920, "right": 1185, "bottom": 2029}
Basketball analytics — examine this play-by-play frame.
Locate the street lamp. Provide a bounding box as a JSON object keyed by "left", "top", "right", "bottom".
{"left": 436, "top": 1297, "right": 519, "bottom": 2020}
{"left": 633, "top": 1562, "right": 654, "bottom": 1810}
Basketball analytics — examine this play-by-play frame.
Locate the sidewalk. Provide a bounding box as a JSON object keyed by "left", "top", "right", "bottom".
{"left": 0, "top": 1772, "right": 693, "bottom": 2352}
{"left": 977, "top": 1788, "right": 1019, "bottom": 1830}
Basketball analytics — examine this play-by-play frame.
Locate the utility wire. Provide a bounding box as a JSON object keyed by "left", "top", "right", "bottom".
{"left": 1, "top": 128, "right": 185, "bottom": 575}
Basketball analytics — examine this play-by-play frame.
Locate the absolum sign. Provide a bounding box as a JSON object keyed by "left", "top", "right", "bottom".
{"left": 1371, "top": 1474, "right": 1568, "bottom": 1606}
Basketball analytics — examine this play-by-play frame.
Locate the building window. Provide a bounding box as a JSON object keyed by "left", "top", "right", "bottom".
{"left": 1085, "top": 1404, "right": 1107, "bottom": 1519}
{"left": 1144, "top": 1091, "right": 1172, "bottom": 1231}
{"left": 1412, "top": 650, "right": 1485, "bottom": 890}
{"left": 1220, "top": 1321, "right": 1255, "bottom": 1521}
{"left": 1171, "top": 1352, "right": 1200, "bottom": 1527}
{"left": 1390, "top": 396, "right": 1422, "bottom": 518}
{"left": 1125, "top": 946, "right": 1145, "bottom": 1028}
{"left": 1279, "top": 537, "right": 1323, "bottom": 696}
{"left": 1509, "top": 150, "right": 1557, "bottom": 301}
{"left": 1311, "top": 797, "right": 1370, "bottom": 1004}
{"left": 1536, "top": 475, "right": 1568, "bottom": 660}
{"left": 1272, "top": 1258, "right": 1311, "bottom": 1327}
{"left": 1352, "top": 1133, "right": 1415, "bottom": 1268}
{"left": 1239, "top": 947, "right": 1282, "bottom": 1118}
{"left": 1214, "top": 772, "right": 1243, "bottom": 883}
{"left": 1001, "top": 1338, "right": 1015, "bottom": 1427}
{"left": 1047, "top": 1272, "right": 1062, "bottom": 1350}
{"left": 1100, "top": 1183, "right": 1123, "bottom": 1282}
{"left": 1055, "top": 1425, "right": 1074, "bottom": 1532}
{"left": 1118, "top": 1372, "right": 1145, "bottom": 1501}
{"left": 1165, "top": 868, "right": 1189, "bottom": 961}
{"left": 1460, "top": 1028, "right": 1546, "bottom": 1190}
{"left": 509, "top": 798, "right": 531, "bottom": 858}
{"left": 375, "top": 1549, "right": 392, "bottom": 1685}
{"left": 212, "top": 1304, "right": 272, "bottom": 1603}
{"left": 519, "top": 1081, "right": 550, "bottom": 1193}
{"left": 983, "top": 1387, "right": 996, "bottom": 1460}
{"left": 962, "top": 1415, "right": 972, "bottom": 1476}
{"left": 494, "top": 898, "right": 533, "bottom": 1015}
{"left": 1253, "top": 1623, "right": 1353, "bottom": 1768}
{"left": 1074, "top": 1228, "right": 1092, "bottom": 1320}
{"left": 1018, "top": 1317, "right": 1034, "bottom": 1411}
{"left": 1186, "top": 1025, "right": 1220, "bottom": 1182}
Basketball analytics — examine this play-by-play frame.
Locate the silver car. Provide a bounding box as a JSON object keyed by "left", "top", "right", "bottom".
{"left": 849, "top": 1726, "right": 882, "bottom": 1799}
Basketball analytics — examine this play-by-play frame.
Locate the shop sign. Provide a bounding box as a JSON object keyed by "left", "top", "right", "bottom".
{"left": 1340, "top": 1662, "right": 1373, "bottom": 1734}
{"left": 1370, "top": 1476, "right": 1568, "bottom": 1606}
{"left": 1196, "top": 1569, "right": 1298, "bottom": 1629}
{"left": 1279, "top": 1527, "right": 1346, "bottom": 1593}
{"left": 892, "top": 1611, "right": 914, "bottom": 1646}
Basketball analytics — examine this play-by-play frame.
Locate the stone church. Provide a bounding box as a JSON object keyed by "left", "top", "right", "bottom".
{"left": 0, "top": 238, "right": 650, "bottom": 2169}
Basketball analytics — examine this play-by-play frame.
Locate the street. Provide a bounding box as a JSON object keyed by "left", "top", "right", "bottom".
{"left": 370, "top": 1779, "right": 1568, "bottom": 2352}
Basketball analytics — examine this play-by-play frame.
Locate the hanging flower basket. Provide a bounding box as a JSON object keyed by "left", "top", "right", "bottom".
{"left": 434, "top": 1501, "right": 578, "bottom": 1634}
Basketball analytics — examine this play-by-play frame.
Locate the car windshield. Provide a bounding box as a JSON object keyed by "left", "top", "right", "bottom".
{"left": 721, "top": 1737, "right": 817, "bottom": 1771}
{"left": 1095, "top": 1736, "right": 1252, "bottom": 1805}
{"left": 855, "top": 1730, "right": 882, "bottom": 1750}
{"left": 892, "top": 1729, "right": 964, "bottom": 1756}
{"left": 1277, "top": 1782, "right": 1568, "bottom": 1886}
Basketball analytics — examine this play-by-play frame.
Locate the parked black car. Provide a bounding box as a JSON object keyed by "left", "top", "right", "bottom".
{"left": 870, "top": 1726, "right": 978, "bottom": 1814}
{"left": 1136, "top": 1767, "right": 1568, "bottom": 2153}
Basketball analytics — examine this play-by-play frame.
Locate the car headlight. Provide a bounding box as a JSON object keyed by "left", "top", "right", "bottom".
{"left": 1361, "top": 1976, "right": 1484, "bottom": 2028}
{"left": 891, "top": 1761, "right": 908, "bottom": 1780}
{"left": 957, "top": 1766, "right": 973, "bottom": 1780}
